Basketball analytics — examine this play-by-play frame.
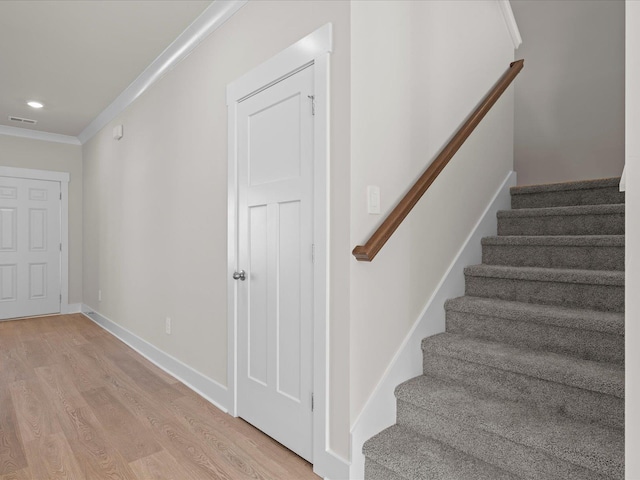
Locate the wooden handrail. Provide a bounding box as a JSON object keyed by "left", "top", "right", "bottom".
{"left": 352, "top": 59, "right": 524, "bottom": 262}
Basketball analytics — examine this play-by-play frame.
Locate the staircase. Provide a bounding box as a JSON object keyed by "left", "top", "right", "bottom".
{"left": 363, "top": 177, "right": 625, "bottom": 480}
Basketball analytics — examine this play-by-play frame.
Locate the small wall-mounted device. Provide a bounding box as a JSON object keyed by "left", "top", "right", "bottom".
{"left": 113, "top": 124, "right": 124, "bottom": 140}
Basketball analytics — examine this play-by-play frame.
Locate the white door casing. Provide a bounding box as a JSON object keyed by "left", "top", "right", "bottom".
{"left": 236, "top": 65, "right": 314, "bottom": 461}
{"left": 227, "top": 24, "right": 342, "bottom": 478}
{"left": 0, "top": 175, "right": 62, "bottom": 320}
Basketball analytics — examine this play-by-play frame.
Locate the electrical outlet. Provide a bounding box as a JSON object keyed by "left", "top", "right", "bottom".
{"left": 98, "top": 289, "right": 102, "bottom": 302}
{"left": 165, "top": 317, "right": 171, "bottom": 335}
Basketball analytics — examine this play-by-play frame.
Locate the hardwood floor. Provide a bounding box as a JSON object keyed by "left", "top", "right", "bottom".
{"left": 0, "top": 314, "right": 321, "bottom": 480}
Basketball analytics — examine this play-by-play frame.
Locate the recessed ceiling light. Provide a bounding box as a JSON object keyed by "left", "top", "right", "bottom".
{"left": 27, "top": 101, "right": 44, "bottom": 109}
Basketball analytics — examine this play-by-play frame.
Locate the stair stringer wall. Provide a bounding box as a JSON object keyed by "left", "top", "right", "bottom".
{"left": 348, "top": 171, "right": 516, "bottom": 480}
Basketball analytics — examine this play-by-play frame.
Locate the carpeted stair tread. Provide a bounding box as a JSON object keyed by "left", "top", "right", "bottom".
{"left": 497, "top": 203, "right": 624, "bottom": 218}
{"left": 421, "top": 333, "right": 623, "bottom": 398}
{"left": 396, "top": 376, "right": 623, "bottom": 478}
{"left": 510, "top": 177, "right": 621, "bottom": 195}
{"left": 363, "top": 424, "right": 520, "bottom": 480}
{"left": 511, "top": 178, "right": 625, "bottom": 209}
{"left": 445, "top": 296, "right": 624, "bottom": 336}
{"left": 464, "top": 264, "right": 624, "bottom": 286}
{"left": 510, "top": 177, "right": 624, "bottom": 209}
{"left": 481, "top": 235, "right": 624, "bottom": 247}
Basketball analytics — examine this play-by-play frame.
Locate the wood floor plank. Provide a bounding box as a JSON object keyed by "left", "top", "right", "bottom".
{"left": 0, "top": 386, "right": 28, "bottom": 476}
{"left": 55, "top": 347, "right": 105, "bottom": 393}
{"left": 35, "top": 365, "right": 138, "bottom": 480}
{"left": 82, "top": 387, "right": 162, "bottom": 462}
{"left": 23, "top": 433, "right": 84, "bottom": 480}
{"left": 0, "top": 321, "right": 22, "bottom": 352}
{"left": 90, "top": 336, "right": 183, "bottom": 402}
{"left": 19, "top": 340, "right": 53, "bottom": 370}
{"left": 9, "top": 378, "right": 61, "bottom": 443}
{"left": 129, "top": 450, "right": 196, "bottom": 480}
{"left": 0, "top": 467, "right": 32, "bottom": 480}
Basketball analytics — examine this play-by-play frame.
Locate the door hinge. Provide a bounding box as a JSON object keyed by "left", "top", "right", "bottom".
{"left": 59, "top": 192, "right": 62, "bottom": 200}
{"left": 311, "top": 244, "right": 315, "bottom": 263}
{"left": 60, "top": 243, "right": 62, "bottom": 251}
{"left": 60, "top": 294, "right": 62, "bottom": 302}
{"left": 307, "top": 95, "right": 315, "bottom": 116}
{"left": 311, "top": 392, "right": 314, "bottom": 412}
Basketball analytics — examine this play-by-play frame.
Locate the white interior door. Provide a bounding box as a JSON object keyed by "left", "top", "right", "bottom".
{"left": 236, "top": 65, "right": 315, "bottom": 461}
{"left": 0, "top": 176, "right": 61, "bottom": 320}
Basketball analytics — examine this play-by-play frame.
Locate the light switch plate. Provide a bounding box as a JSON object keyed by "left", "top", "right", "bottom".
{"left": 367, "top": 185, "right": 381, "bottom": 214}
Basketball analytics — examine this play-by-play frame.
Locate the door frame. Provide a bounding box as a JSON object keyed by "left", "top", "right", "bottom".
{"left": 226, "top": 23, "right": 332, "bottom": 474}
{"left": 0, "top": 165, "right": 71, "bottom": 315}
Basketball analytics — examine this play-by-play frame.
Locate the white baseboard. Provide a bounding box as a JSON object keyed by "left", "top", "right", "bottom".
{"left": 348, "top": 171, "right": 516, "bottom": 480}
{"left": 80, "top": 304, "right": 229, "bottom": 413}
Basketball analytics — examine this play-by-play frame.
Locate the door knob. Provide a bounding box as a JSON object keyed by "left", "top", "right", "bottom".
{"left": 233, "top": 270, "right": 246, "bottom": 281}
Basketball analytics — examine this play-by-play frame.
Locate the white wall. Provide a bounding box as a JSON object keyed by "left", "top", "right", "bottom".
{"left": 350, "top": 0, "right": 515, "bottom": 423}
{"left": 82, "top": 0, "right": 352, "bottom": 459}
{"left": 626, "top": 1, "right": 639, "bottom": 477}
{"left": 0, "top": 135, "right": 83, "bottom": 304}
{"left": 511, "top": 0, "right": 625, "bottom": 186}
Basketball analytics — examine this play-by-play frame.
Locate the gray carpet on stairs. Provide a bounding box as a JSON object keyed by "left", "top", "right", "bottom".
{"left": 363, "top": 177, "right": 625, "bottom": 479}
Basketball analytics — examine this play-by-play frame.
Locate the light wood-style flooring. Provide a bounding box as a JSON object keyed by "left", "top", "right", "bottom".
{"left": 0, "top": 314, "right": 321, "bottom": 480}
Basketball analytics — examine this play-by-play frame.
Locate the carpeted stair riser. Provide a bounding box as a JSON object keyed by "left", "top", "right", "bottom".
{"left": 395, "top": 377, "right": 623, "bottom": 478}
{"left": 511, "top": 178, "right": 624, "bottom": 209}
{"left": 464, "top": 274, "right": 624, "bottom": 312}
{"left": 362, "top": 424, "right": 519, "bottom": 480}
{"left": 446, "top": 309, "right": 623, "bottom": 364}
{"left": 396, "top": 400, "right": 609, "bottom": 480}
{"left": 481, "top": 236, "right": 624, "bottom": 270}
{"left": 445, "top": 296, "right": 624, "bottom": 335}
{"left": 464, "top": 270, "right": 624, "bottom": 313}
{"left": 497, "top": 205, "right": 625, "bottom": 236}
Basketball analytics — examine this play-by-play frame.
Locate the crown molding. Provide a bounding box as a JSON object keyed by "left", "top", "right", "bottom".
{"left": 499, "top": 0, "right": 522, "bottom": 49}
{"left": 77, "top": 0, "right": 248, "bottom": 145}
{"left": 0, "top": 125, "right": 81, "bottom": 145}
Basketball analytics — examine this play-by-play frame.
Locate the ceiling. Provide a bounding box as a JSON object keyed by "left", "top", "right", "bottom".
{"left": 0, "top": 0, "right": 213, "bottom": 138}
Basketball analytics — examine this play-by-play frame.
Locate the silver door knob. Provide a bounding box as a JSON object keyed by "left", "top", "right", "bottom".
{"left": 233, "top": 270, "right": 246, "bottom": 281}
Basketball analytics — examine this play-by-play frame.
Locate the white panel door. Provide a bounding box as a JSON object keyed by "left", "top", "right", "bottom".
{"left": 0, "top": 176, "right": 61, "bottom": 320}
{"left": 236, "top": 65, "right": 314, "bottom": 461}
